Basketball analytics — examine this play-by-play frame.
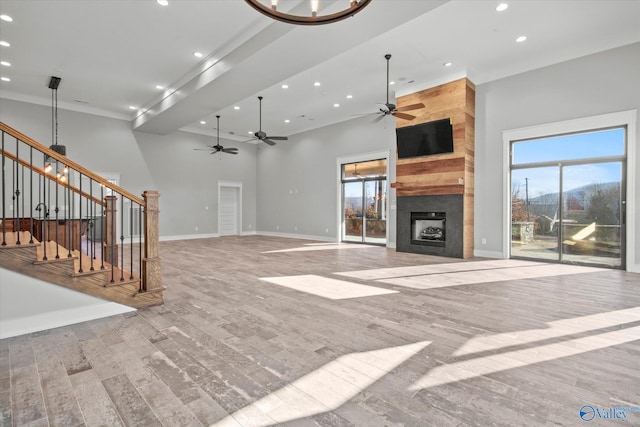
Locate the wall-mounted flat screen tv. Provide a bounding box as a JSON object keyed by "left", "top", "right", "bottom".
{"left": 396, "top": 118, "right": 454, "bottom": 159}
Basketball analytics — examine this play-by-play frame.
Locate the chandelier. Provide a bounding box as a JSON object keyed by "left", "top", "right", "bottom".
{"left": 244, "top": 0, "right": 372, "bottom": 25}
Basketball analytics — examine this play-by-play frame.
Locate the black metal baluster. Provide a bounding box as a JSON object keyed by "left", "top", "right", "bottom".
{"left": 42, "top": 157, "right": 49, "bottom": 261}
{"left": 67, "top": 168, "right": 72, "bottom": 257}
{"left": 129, "top": 200, "right": 134, "bottom": 279}
{"left": 77, "top": 174, "right": 83, "bottom": 272}
{"left": 20, "top": 158, "right": 25, "bottom": 244}
{"left": 100, "top": 184, "right": 105, "bottom": 270}
{"left": 138, "top": 204, "right": 143, "bottom": 292}
{"left": 120, "top": 196, "right": 124, "bottom": 282}
{"left": 29, "top": 147, "right": 34, "bottom": 244}
{"left": 110, "top": 193, "right": 115, "bottom": 283}
{"left": 14, "top": 137, "right": 21, "bottom": 245}
{"left": 89, "top": 178, "right": 95, "bottom": 270}
{"left": 54, "top": 166, "right": 60, "bottom": 259}
{"left": 1, "top": 132, "right": 5, "bottom": 246}
{"left": 86, "top": 183, "right": 91, "bottom": 270}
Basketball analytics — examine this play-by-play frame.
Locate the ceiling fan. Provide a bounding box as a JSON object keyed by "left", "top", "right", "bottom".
{"left": 369, "top": 54, "right": 425, "bottom": 124}
{"left": 194, "top": 115, "right": 238, "bottom": 155}
{"left": 247, "top": 96, "right": 288, "bottom": 146}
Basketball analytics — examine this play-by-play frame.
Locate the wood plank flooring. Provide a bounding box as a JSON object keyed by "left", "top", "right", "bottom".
{"left": 1, "top": 235, "right": 639, "bottom": 426}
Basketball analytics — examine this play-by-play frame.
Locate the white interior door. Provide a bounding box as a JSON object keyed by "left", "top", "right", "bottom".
{"left": 219, "top": 186, "right": 239, "bottom": 236}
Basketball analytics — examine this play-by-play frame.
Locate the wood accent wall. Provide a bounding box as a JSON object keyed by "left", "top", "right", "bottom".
{"left": 391, "top": 77, "right": 475, "bottom": 258}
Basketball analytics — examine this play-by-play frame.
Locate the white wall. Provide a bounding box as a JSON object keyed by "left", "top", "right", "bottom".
{"left": 475, "top": 42, "right": 640, "bottom": 270}
{"left": 256, "top": 115, "right": 397, "bottom": 244}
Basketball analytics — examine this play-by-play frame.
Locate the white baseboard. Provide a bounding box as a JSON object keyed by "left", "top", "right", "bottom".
{"left": 160, "top": 233, "right": 219, "bottom": 241}
{"left": 473, "top": 249, "right": 507, "bottom": 259}
{"left": 257, "top": 231, "right": 337, "bottom": 242}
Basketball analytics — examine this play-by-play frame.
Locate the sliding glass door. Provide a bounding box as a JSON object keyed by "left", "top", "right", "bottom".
{"left": 510, "top": 127, "right": 626, "bottom": 268}
{"left": 342, "top": 160, "right": 387, "bottom": 245}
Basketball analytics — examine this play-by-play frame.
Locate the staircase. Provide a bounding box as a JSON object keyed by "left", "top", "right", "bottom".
{"left": 0, "top": 122, "right": 163, "bottom": 309}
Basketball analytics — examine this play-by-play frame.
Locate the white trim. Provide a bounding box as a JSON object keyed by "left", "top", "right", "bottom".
{"left": 336, "top": 150, "right": 391, "bottom": 245}
{"left": 218, "top": 181, "right": 243, "bottom": 236}
{"left": 473, "top": 249, "right": 506, "bottom": 259}
{"left": 257, "top": 231, "right": 337, "bottom": 242}
{"left": 502, "top": 110, "right": 637, "bottom": 272}
{"left": 160, "top": 233, "right": 219, "bottom": 241}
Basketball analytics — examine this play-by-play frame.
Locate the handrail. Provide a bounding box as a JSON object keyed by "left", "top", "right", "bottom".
{"left": 0, "top": 148, "right": 104, "bottom": 206}
{"left": 0, "top": 121, "right": 144, "bottom": 206}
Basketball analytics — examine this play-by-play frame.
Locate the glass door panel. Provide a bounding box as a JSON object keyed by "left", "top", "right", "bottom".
{"left": 561, "top": 162, "right": 623, "bottom": 267}
{"left": 511, "top": 167, "right": 560, "bottom": 261}
{"left": 343, "top": 181, "right": 363, "bottom": 242}
{"left": 364, "top": 180, "right": 386, "bottom": 244}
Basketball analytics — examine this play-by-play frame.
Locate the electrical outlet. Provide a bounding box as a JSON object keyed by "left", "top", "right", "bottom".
{"left": 481, "top": 238, "right": 487, "bottom": 245}
{"left": 195, "top": 226, "right": 199, "bottom": 231}
{"left": 276, "top": 225, "right": 279, "bottom": 230}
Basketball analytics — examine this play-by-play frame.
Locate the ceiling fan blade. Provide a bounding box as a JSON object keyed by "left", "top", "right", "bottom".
{"left": 393, "top": 112, "right": 417, "bottom": 121}
{"left": 267, "top": 136, "right": 288, "bottom": 141}
{"left": 263, "top": 138, "right": 277, "bottom": 146}
{"left": 371, "top": 114, "right": 385, "bottom": 124}
{"left": 396, "top": 102, "right": 425, "bottom": 112}
{"left": 193, "top": 148, "right": 211, "bottom": 151}
{"left": 222, "top": 148, "right": 238, "bottom": 154}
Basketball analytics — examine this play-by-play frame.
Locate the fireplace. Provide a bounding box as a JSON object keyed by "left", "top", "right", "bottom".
{"left": 411, "top": 212, "right": 446, "bottom": 247}
{"left": 397, "top": 194, "right": 464, "bottom": 258}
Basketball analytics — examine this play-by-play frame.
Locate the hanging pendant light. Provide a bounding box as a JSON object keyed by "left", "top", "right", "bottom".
{"left": 47, "top": 76, "right": 66, "bottom": 162}
{"left": 244, "top": 0, "right": 372, "bottom": 25}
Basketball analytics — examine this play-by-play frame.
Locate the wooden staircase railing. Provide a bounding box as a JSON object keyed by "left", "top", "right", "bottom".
{"left": 0, "top": 121, "right": 162, "bottom": 307}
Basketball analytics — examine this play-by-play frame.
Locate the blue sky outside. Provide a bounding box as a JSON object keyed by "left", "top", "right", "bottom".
{"left": 512, "top": 128, "right": 624, "bottom": 196}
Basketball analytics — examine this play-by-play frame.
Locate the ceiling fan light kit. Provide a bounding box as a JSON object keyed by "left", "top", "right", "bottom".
{"left": 244, "top": 0, "right": 372, "bottom": 26}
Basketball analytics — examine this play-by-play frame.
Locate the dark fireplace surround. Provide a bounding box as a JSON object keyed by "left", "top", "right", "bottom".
{"left": 397, "top": 194, "right": 464, "bottom": 258}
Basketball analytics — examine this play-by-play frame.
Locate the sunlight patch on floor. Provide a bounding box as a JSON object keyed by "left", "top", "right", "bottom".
{"left": 335, "top": 259, "right": 541, "bottom": 280}
{"left": 453, "top": 306, "right": 640, "bottom": 356}
{"left": 262, "top": 243, "right": 379, "bottom": 253}
{"left": 408, "top": 326, "right": 640, "bottom": 392}
{"left": 259, "top": 275, "right": 398, "bottom": 300}
{"left": 213, "top": 341, "right": 431, "bottom": 427}
{"left": 377, "top": 263, "right": 606, "bottom": 290}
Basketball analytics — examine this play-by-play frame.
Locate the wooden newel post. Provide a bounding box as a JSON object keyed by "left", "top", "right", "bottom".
{"left": 104, "top": 195, "right": 119, "bottom": 267}
{"left": 142, "top": 190, "right": 162, "bottom": 294}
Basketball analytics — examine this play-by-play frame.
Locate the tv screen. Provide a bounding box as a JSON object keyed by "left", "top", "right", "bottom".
{"left": 396, "top": 118, "right": 454, "bottom": 159}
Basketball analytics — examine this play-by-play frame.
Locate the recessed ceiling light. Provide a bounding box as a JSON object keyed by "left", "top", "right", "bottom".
{"left": 1, "top": 76, "right": 10, "bottom": 82}
{"left": 155, "top": 84, "right": 164, "bottom": 90}
{"left": 496, "top": 3, "right": 508, "bottom": 12}
{"left": 284, "top": 119, "right": 290, "bottom": 123}
{"left": 200, "top": 121, "right": 206, "bottom": 125}
{"left": 333, "top": 103, "right": 340, "bottom": 108}
{"left": 248, "top": 131, "right": 254, "bottom": 134}
{"left": 157, "top": 0, "right": 169, "bottom": 5}
{"left": 281, "top": 84, "right": 289, "bottom": 89}
{"left": 0, "top": 41, "right": 9, "bottom": 47}
{"left": 314, "top": 82, "right": 321, "bottom": 87}
{"left": 516, "top": 35, "right": 527, "bottom": 43}
{"left": 128, "top": 106, "right": 137, "bottom": 110}
{"left": 234, "top": 106, "right": 240, "bottom": 110}
{"left": 193, "top": 51, "right": 204, "bottom": 58}
{"left": 0, "top": 61, "right": 10, "bottom": 67}
{"left": 444, "top": 62, "right": 453, "bottom": 67}
{"left": 0, "top": 15, "right": 13, "bottom": 22}
{"left": 389, "top": 81, "right": 395, "bottom": 85}
{"left": 346, "top": 95, "right": 353, "bottom": 99}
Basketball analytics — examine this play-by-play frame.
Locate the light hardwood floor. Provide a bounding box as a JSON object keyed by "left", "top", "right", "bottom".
{"left": 2, "top": 235, "right": 639, "bottom": 426}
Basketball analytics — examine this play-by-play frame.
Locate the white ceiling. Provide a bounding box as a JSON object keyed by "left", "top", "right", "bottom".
{"left": 1, "top": 0, "right": 639, "bottom": 143}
